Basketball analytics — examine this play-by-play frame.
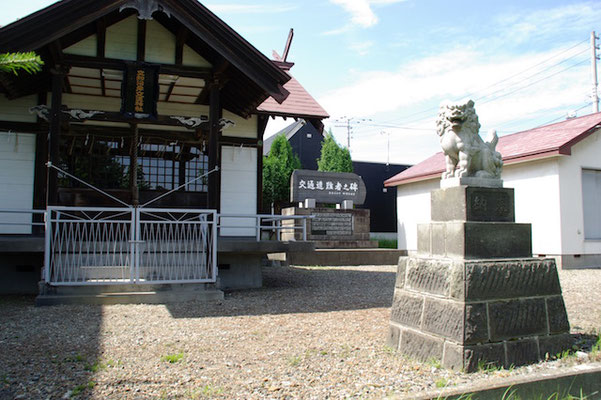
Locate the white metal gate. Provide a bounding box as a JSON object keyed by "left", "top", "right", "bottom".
{"left": 44, "top": 206, "right": 217, "bottom": 285}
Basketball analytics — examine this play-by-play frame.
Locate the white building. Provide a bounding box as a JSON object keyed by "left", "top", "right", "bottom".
{"left": 385, "top": 112, "right": 601, "bottom": 269}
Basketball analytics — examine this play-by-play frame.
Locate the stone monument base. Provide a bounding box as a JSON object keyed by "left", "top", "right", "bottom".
{"left": 388, "top": 256, "right": 571, "bottom": 372}
{"left": 281, "top": 207, "right": 372, "bottom": 245}
{"left": 388, "top": 184, "right": 571, "bottom": 372}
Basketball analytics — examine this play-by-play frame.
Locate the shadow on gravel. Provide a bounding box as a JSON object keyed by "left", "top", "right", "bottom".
{"left": 0, "top": 296, "right": 102, "bottom": 399}
{"left": 168, "top": 266, "right": 397, "bottom": 318}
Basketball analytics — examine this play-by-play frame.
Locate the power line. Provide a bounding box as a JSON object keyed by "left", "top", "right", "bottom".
{"left": 354, "top": 39, "right": 590, "bottom": 129}
{"left": 349, "top": 56, "right": 590, "bottom": 138}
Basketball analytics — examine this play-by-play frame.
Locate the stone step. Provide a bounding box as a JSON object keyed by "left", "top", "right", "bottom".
{"left": 287, "top": 248, "right": 407, "bottom": 266}
{"left": 35, "top": 288, "right": 224, "bottom": 306}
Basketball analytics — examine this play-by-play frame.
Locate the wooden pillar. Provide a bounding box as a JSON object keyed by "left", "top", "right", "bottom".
{"left": 208, "top": 78, "right": 221, "bottom": 210}
{"left": 47, "top": 68, "right": 65, "bottom": 206}
{"left": 257, "top": 115, "right": 268, "bottom": 214}
{"left": 130, "top": 123, "right": 139, "bottom": 207}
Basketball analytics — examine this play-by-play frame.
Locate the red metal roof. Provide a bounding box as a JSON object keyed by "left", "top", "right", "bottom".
{"left": 256, "top": 72, "right": 329, "bottom": 119}
{"left": 385, "top": 112, "right": 601, "bottom": 187}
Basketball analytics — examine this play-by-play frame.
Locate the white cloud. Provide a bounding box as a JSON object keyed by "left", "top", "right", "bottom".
{"left": 349, "top": 41, "right": 374, "bottom": 56}
{"left": 319, "top": 44, "right": 591, "bottom": 164}
{"left": 328, "top": 0, "right": 406, "bottom": 28}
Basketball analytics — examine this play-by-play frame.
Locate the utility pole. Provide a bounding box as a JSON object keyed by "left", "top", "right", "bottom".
{"left": 334, "top": 116, "right": 372, "bottom": 152}
{"left": 592, "top": 31, "right": 599, "bottom": 113}
{"left": 381, "top": 131, "right": 390, "bottom": 166}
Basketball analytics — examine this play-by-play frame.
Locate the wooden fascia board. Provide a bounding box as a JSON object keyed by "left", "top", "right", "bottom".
{"left": 0, "top": 0, "right": 127, "bottom": 52}
{"left": 254, "top": 110, "right": 329, "bottom": 120}
{"left": 557, "top": 126, "right": 601, "bottom": 156}
{"left": 384, "top": 173, "right": 440, "bottom": 187}
{"left": 163, "top": 0, "right": 291, "bottom": 103}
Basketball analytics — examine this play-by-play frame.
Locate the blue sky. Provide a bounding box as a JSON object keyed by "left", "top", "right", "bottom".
{"left": 2, "top": 0, "right": 600, "bottom": 164}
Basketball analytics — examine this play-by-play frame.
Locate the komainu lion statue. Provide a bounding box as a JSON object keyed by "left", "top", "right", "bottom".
{"left": 436, "top": 99, "right": 503, "bottom": 180}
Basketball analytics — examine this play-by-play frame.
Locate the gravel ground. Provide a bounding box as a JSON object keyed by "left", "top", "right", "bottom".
{"left": 1, "top": 265, "right": 600, "bottom": 399}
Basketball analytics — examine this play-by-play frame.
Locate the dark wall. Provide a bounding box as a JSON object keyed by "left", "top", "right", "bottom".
{"left": 352, "top": 161, "right": 410, "bottom": 233}
{"left": 288, "top": 124, "right": 324, "bottom": 170}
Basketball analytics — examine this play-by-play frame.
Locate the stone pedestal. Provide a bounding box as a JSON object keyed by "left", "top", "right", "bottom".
{"left": 281, "top": 207, "right": 374, "bottom": 248}
{"left": 388, "top": 185, "right": 570, "bottom": 372}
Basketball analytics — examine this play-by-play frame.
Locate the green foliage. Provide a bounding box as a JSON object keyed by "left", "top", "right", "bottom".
{"left": 0, "top": 52, "right": 43, "bottom": 75}
{"left": 161, "top": 352, "right": 184, "bottom": 363}
{"left": 317, "top": 130, "right": 353, "bottom": 173}
{"left": 263, "top": 134, "right": 301, "bottom": 208}
{"left": 377, "top": 239, "right": 397, "bottom": 249}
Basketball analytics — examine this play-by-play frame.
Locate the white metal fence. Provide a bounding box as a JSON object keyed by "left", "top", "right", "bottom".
{"left": 44, "top": 207, "right": 217, "bottom": 285}
{"left": 1, "top": 207, "right": 312, "bottom": 287}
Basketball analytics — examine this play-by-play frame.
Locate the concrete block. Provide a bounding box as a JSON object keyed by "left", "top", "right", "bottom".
{"left": 390, "top": 291, "right": 424, "bottom": 328}
{"left": 539, "top": 334, "right": 573, "bottom": 360}
{"left": 417, "top": 224, "right": 431, "bottom": 254}
{"left": 431, "top": 186, "right": 515, "bottom": 223}
{"left": 488, "top": 298, "right": 548, "bottom": 341}
{"left": 464, "top": 303, "right": 489, "bottom": 344}
{"left": 422, "top": 298, "right": 464, "bottom": 341}
{"left": 387, "top": 324, "right": 401, "bottom": 350}
{"left": 431, "top": 223, "right": 445, "bottom": 256}
{"left": 396, "top": 257, "right": 407, "bottom": 288}
{"left": 547, "top": 296, "right": 570, "bottom": 334}
{"left": 464, "top": 343, "right": 506, "bottom": 372}
{"left": 400, "top": 330, "right": 444, "bottom": 362}
{"left": 405, "top": 258, "right": 451, "bottom": 296}
{"left": 464, "top": 259, "right": 562, "bottom": 301}
{"left": 506, "top": 338, "right": 540, "bottom": 368}
{"left": 448, "top": 262, "right": 465, "bottom": 300}
{"left": 442, "top": 341, "right": 464, "bottom": 370}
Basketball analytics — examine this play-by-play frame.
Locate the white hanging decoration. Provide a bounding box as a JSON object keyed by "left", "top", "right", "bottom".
{"left": 119, "top": 0, "right": 171, "bottom": 20}
{"left": 29, "top": 105, "right": 50, "bottom": 121}
{"left": 63, "top": 109, "right": 105, "bottom": 121}
{"left": 170, "top": 115, "right": 209, "bottom": 129}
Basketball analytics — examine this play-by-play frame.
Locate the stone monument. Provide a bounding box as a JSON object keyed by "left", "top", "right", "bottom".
{"left": 281, "top": 169, "right": 372, "bottom": 248}
{"left": 388, "top": 99, "right": 571, "bottom": 371}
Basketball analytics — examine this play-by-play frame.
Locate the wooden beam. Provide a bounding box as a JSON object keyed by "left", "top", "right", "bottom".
{"left": 165, "top": 82, "right": 176, "bottom": 102}
{"left": 97, "top": 19, "right": 107, "bottom": 96}
{"left": 257, "top": 115, "right": 268, "bottom": 213}
{"left": 137, "top": 19, "right": 147, "bottom": 62}
{"left": 208, "top": 79, "right": 221, "bottom": 210}
{"left": 175, "top": 26, "right": 188, "bottom": 66}
{"left": 96, "top": 18, "right": 106, "bottom": 58}
{"left": 48, "top": 68, "right": 66, "bottom": 206}
{"left": 48, "top": 40, "right": 64, "bottom": 66}
{"left": 63, "top": 54, "right": 212, "bottom": 79}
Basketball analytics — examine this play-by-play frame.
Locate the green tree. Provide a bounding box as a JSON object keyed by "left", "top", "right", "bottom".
{"left": 263, "top": 134, "right": 301, "bottom": 211}
{"left": 0, "top": 52, "right": 43, "bottom": 75}
{"left": 317, "top": 130, "right": 353, "bottom": 173}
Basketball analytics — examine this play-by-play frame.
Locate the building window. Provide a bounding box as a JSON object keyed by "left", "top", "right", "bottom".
{"left": 60, "top": 136, "right": 208, "bottom": 192}
{"left": 582, "top": 169, "right": 601, "bottom": 239}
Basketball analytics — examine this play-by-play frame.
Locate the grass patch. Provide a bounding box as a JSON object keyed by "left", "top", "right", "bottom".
{"left": 435, "top": 378, "right": 449, "bottom": 388}
{"left": 288, "top": 355, "right": 301, "bottom": 367}
{"left": 161, "top": 352, "right": 184, "bottom": 364}
{"left": 71, "top": 381, "right": 95, "bottom": 397}
{"left": 64, "top": 354, "right": 86, "bottom": 363}
{"left": 377, "top": 239, "right": 397, "bottom": 249}
{"left": 187, "top": 384, "right": 224, "bottom": 398}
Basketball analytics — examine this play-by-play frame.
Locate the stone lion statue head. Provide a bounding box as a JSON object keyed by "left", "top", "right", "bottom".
{"left": 436, "top": 99, "right": 480, "bottom": 138}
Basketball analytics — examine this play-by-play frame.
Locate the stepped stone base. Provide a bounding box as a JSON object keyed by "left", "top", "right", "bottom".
{"left": 36, "top": 282, "right": 224, "bottom": 306}
{"left": 388, "top": 256, "right": 570, "bottom": 372}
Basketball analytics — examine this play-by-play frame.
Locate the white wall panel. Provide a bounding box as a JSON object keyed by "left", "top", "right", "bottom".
{"left": 0, "top": 95, "right": 37, "bottom": 123}
{"left": 220, "top": 146, "right": 257, "bottom": 236}
{"left": 0, "top": 132, "right": 36, "bottom": 234}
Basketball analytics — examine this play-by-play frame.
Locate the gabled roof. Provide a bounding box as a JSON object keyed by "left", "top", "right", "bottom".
{"left": 0, "top": 0, "right": 291, "bottom": 111}
{"left": 256, "top": 72, "right": 329, "bottom": 119}
{"left": 385, "top": 112, "right": 601, "bottom": 187}
{"left": 263, "top": 119, "right": 310, "bottom": 156}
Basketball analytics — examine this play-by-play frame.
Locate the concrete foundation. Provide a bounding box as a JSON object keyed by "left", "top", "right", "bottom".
{"left": 388, "top": 186, "right": 571, "bottom": 371}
